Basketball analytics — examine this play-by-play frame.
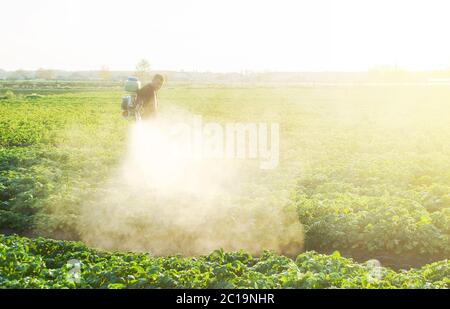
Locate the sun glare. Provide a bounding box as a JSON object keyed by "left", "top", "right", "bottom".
{"left": 1, "top": 0, "right": 449, "bottom": 72}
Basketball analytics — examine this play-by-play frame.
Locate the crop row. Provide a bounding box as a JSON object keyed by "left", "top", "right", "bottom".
{"left": 1, "top": 234, "right": 449, "bottom": 288}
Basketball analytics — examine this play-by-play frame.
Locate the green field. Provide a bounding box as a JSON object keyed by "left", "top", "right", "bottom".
{"left": 2, "top": 234, "right": 449, "bottom": 288}
{"left": 1, "top": 84, "right": 450, "bottom": 288}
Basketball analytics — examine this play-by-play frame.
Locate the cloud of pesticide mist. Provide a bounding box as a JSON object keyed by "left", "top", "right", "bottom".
{"left": 78, "top": 114, "right": 303, "bottom": 256}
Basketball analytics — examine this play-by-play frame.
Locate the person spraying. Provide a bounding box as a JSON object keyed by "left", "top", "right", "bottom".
{"left": 122, "top": 74, "right": 165, "bottom": 121}
{"left": 136, "top": 74, "right": 165, "bottom": 120}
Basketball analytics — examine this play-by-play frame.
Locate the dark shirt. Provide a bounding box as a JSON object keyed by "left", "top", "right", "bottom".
{"left": 136, "top": 83, "right": 157, "bottom": 118}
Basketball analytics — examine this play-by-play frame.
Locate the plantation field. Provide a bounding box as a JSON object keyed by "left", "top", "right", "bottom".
{"left": 1, "top": 84, "right": 450, "bottom": 287}
{"left": 1, "top": 234, "right": 449, "bottom": 288}
{"left": 0, "top": 80, "right": 123, "bottom": 95}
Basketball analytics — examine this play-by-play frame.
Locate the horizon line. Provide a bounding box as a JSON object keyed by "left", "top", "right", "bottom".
{"left": 2, "top": 68, "right": 450, "bottom": 74}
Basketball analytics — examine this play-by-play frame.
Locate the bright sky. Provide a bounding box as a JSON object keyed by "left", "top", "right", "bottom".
{"left": 1, "top": 0, "right": 449, "bottom": 72}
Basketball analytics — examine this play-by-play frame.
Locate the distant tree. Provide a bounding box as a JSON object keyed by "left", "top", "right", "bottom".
{"left": 98, "top": 65, "right": 111, "bottom": 80}
{"left": 36, "top": 68, "right": 45, "bottom": 79}
{"left": 36, "top": 68, "right": 56, "bottom": 80}
{"left": 69, "top": 72, "right": 84, "bottom": 80}
{"left": 135, "top": 59, "right": 151, "bottom": 82}
{"left": 8, "top": 69, "right": 27, "bottom": 80}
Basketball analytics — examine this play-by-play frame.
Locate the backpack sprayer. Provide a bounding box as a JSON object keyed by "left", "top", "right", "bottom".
{"left": 121, "top": 77, "right": 141, "bottom": 121}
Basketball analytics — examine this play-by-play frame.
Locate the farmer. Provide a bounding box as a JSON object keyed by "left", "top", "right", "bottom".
{"left": 136, "top": 74, "right": 165, "bottom": 120}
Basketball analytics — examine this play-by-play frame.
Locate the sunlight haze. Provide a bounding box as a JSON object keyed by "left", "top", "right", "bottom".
{"left": 1, "top": 0, "right": 450, "bottom": 72}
